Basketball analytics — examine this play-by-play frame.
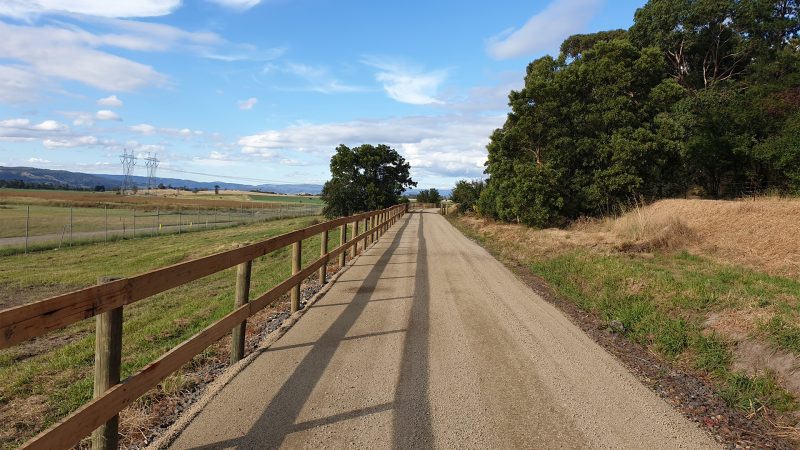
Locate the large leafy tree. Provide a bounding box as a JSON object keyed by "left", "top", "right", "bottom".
{"left": 321, "top": 144, "right": 416, "bottom": 218}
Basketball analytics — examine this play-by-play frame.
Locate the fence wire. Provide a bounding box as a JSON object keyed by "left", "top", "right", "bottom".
{"left": 0, "top": 203, "right": 324, "bottom": 253}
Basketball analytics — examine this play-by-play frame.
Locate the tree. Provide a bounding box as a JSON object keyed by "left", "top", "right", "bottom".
{"left": 450, "top": 180, "right": 485, "bottom": 213}
{"left": 214, "top": 185, "right": 220, "bottom": 195}
{"left": 416, "top": 188, "right": 442, "bottom": 204}
{"left": 320, "top": 144, "right": 416, "bottom": 218}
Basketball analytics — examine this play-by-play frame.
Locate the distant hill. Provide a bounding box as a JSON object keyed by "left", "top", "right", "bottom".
{"left": 0, "top": 166, "right": 324, "bottom": 194}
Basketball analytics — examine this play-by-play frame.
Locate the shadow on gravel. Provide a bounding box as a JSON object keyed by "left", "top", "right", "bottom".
{"left": 392, "top": 212, "right": 434, "bottom": 449}
{"left": 186, "top": 212, "right": 434, "bottom": 449}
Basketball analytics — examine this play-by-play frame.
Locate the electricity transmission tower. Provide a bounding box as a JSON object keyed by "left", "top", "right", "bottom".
{"left": 119, "top": 149, "right": 137, "bottom": 195}
{"left": 144, "top": 153, "right": 159, "bottom": 191}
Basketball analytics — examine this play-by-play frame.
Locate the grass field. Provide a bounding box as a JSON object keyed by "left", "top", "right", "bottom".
{"left": 0, "top": 188, "right": 324, "bottom": 209}
{"left": 0, "top": 215, "right": 343, "bottom": 448}
{"left": 451, "top": 198, "right": 800, "bottom": 428}
{"left": 0, "top": 190, "right": 324, "bottom": 254}
{"left": 248, "top": 194, "right": 324, "bottom": 205}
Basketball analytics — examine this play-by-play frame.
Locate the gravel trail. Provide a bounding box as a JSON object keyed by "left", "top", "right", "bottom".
{"left": 166, "top": 210, "right": 719, "bottom": 449}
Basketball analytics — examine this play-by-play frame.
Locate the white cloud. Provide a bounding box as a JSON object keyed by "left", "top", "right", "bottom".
{"left": 0, "top": 65, "right": 50, "bottom": 103}
{"left": 361, "top": 56, "right": 446, "bottom": 105}
{"left": 0, "top": 16, "right": 270, "bottom": 101}
{"left": 130, "top": 123, "right": 156, "bottom": 135}
{"left": 97, "top": 95, "right": 123, "bottom": 107}
{"left": 27, "top": 157, "right": 51, "bottom": 164}
{"left": 487, "top": 0, "right": 604, "bottom": 59}
{"left": 238, "top": 97, "right": 258, "bottom": 110}
{"left": 206, "top": 0, "right": 261, "bottom": 11}
{"left": 95, "top": 110, "right": 121, "bottom": 121}
{"left": 43, "top": 135, "right": 98, "bottom": 148}
{"left": 0, "top": 117, "right": 104, "bottom": 150}
{"left": 275, "top": 63, "right": 366, "bottom": 94}
{"left": 31, "top": 120, "right": 67, "bottom": 131}
{"left": 72, "top": 114, "right": 94, "bottom": 126}
{"left": 0, "top": 118, "right": 69, "bottom": 141}
{"left": 0, "top": 1, "right": 182, "bottom": 19}
{"left": 0, "top": 21, "right": 167, "bottom": 93}
{"left": 237, "top": 114, "right": 505, "bottom": 181}
{"left": 129, "top": 123, "right": 202, "bottom": 139}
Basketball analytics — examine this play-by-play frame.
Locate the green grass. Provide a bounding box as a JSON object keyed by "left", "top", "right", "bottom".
{"left": 248, "top": 194, "right": 324, "bottom": 205}
{"left": 0, "top": 203, "right": 319, "bottom": 239}
{"left": 0, "top": 215, "right": 343, "bottom": 448}
{"left": 451, "top": 216, "right": 800, "bottom": 415}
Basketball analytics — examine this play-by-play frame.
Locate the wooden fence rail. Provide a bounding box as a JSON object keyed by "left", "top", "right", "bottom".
{"left": 0, "top": 204, "right": 408, "bottom": 450}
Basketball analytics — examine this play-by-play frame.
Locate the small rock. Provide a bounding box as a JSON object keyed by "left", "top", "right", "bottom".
{"left": 609, "top": 319, "right": 625, "bottom": 333}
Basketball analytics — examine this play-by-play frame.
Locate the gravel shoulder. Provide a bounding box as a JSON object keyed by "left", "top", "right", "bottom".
{"left": 164, "top": 210, "right": 719, "bottom": 449}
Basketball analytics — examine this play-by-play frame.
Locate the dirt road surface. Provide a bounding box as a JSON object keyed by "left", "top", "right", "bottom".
{"left": 166, "top": 210, "right": 719, "bottom": 449}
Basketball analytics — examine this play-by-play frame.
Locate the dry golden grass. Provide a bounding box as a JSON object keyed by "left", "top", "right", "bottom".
{"left": 642, "top": 198, "right": 800, "bottom": 278}
{"left": 463, "top": 196, "right": 800, "bottom": 277}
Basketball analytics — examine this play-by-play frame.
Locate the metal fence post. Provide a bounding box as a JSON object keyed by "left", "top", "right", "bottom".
{"left": 23, "top": 205, "right": 30, "bottom": 254}
{"left": 319, "top": 230, "right": 328, "bottom": 284}
{"left": 69, "top": 207, "right": 73, "bottom": 247}
{"left": 156, "top": 207, "right": 160, "bottom": 235}
{"left": 291, "top": 240, "right": 302, "bottom": 313}
{"left": 178, "top": 207, "right": 182, "bottom": 234}
{"left": 132, "top": 207, "right": 136, "bottom": 238}
{"left": 104, "top": 205, "right": 108, "bottom": 243}
{"left": 92, "top": 276, "right": 123, "bottom": 450}
{"left": 231, "top": 254, "right": 252, "bottom": 364}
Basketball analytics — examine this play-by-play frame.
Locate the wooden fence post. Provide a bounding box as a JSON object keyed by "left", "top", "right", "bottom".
{"left": 92, "top": 276, "right": 123, "bottom": 450}
{"left": 291, "top": 240, "right": 302, "bottom": 313}
{"left": 231, "top": 253, "right": 252, "bottom": 364}
{"left": 367, "top": 216, "right": 372, "bottom": 246}
{"left": 318, "top": 230, "right": 328, "bottom": 284}
{"left": 339, "top": 223, "right": 347, "bottom": 267}
{"left": 350, "top": 220, "right": 358, "bottom": 258}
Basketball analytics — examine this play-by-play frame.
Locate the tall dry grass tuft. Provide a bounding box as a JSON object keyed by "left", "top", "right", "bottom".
{"left": 611, "top": 199, "right": 697, "bottom": 253}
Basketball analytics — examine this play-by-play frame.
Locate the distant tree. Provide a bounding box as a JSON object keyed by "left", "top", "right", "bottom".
{"left": 158, "top": 183, "right": 166, "bottom": 189}
{"left": 191, "top": 187, "right": 199, "bottom": 194}
{"left": 450, "top": 180, "right": 485, "bottom": 213}
{"left": 416, "top": 188, "right": 441, "bottom": 204}
{"left": 214, "top": 185, "right": 220, "bottom": 195}
{"left": 320, "top": 144, "right": 416, "bottom": 218}
{"left": 94, "top": 185, "right": 105, "bottom": 192}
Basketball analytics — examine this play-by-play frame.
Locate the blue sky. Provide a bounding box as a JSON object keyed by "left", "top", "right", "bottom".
{"left": 0, "top": 0, "right": 646, "bottom": 189}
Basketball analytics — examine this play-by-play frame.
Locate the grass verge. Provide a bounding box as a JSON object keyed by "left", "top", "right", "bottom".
{"left": 0, "top": 215, "right": 342, "bottom": 449}
{"left": 449, "top": 214, "right": 800, "bottom": 420}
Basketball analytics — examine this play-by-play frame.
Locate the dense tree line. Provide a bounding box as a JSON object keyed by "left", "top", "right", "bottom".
{"left": 0, "top": 179, "right": 105, "bottom": 191}
{"left": 478, "top": 0, "right": 799, "bottom": 227}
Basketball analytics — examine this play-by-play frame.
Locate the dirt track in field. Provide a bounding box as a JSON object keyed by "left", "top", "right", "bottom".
{"left": 164, "top": 210, "right": 719, "bottom": 449}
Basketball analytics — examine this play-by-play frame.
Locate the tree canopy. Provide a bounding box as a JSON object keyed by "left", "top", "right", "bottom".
{"left": 415, "top": 188, "right": 442, "bottom": 204}
{"left": 320, "top": 144, "right": 416, "bottom": 218}
{"left": 451, "top": 180, "right": 484, "bottom": 213}
{"left": 479, "top": 0, "right": 799, "bottom": 227}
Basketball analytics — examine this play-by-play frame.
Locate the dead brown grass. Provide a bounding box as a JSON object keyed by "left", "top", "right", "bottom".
{"left": 517, "top": 196, "right": 800, "bottom": 278}
{"left": 0, "top": 190, "right": 294, "bottom": 210}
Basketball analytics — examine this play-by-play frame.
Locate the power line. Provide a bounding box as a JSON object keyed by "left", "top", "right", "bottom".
{"left": 159, "top": 167, "right": 325, "bottom": 185}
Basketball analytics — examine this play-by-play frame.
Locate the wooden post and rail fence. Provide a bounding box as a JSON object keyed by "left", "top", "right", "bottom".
{"left": 0, "top": 204, "right": 408, "bottom": 450}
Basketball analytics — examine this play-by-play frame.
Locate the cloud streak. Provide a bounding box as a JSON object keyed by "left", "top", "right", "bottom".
{"left": 361, "top": 56, "right": 447, "bottom": 105}
{"left": 487, "top": 0, "right": 604, "bottom": 59}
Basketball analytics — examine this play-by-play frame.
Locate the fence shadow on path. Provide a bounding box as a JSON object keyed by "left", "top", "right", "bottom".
{"left": 186, "top": 211, "right": 434, "bottom": 449}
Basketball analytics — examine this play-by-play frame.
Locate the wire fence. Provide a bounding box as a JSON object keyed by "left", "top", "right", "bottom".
{"left": 0, "top": 203, "right": 324, "bottom": 254}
